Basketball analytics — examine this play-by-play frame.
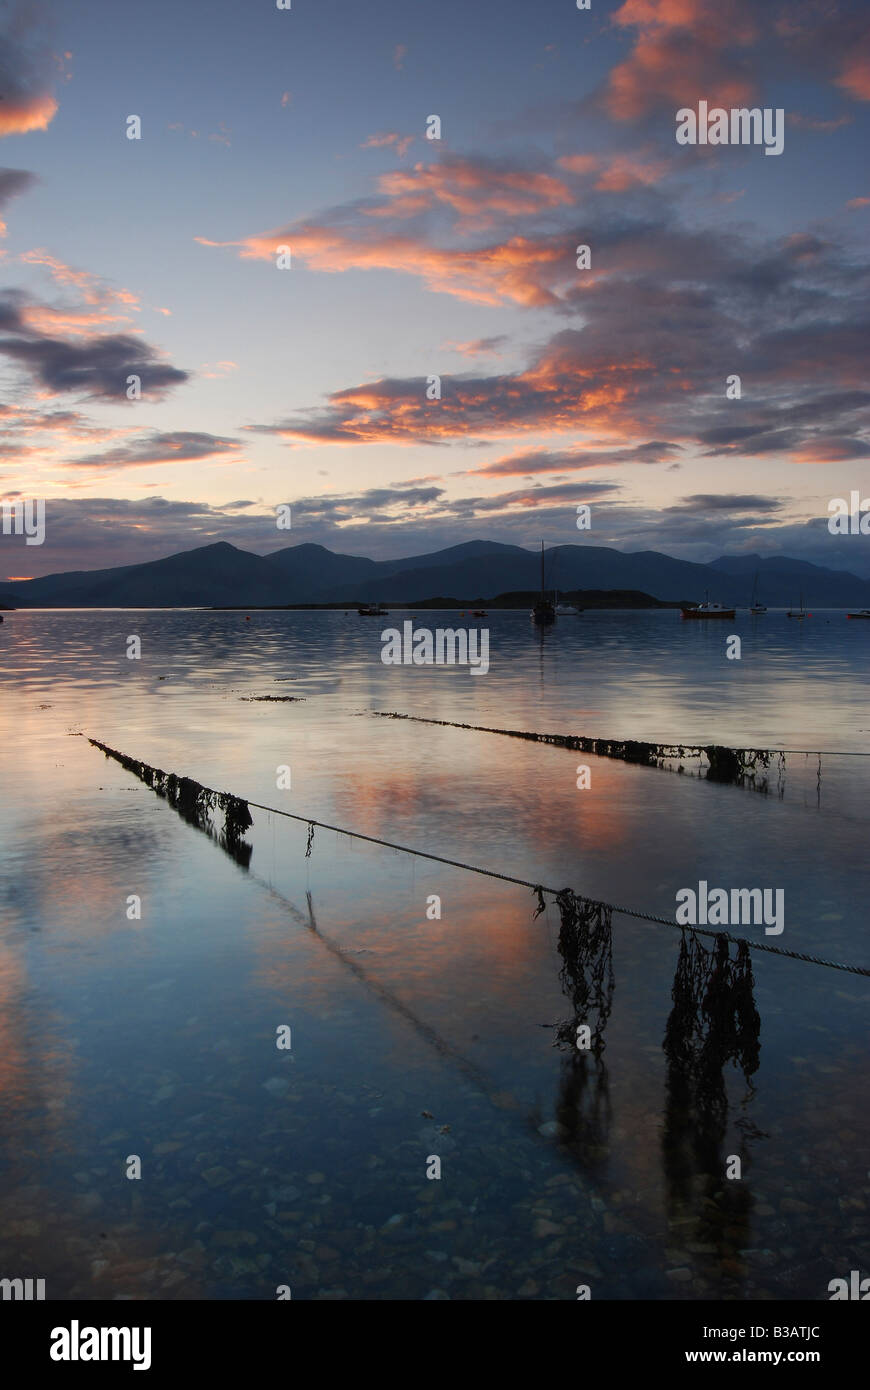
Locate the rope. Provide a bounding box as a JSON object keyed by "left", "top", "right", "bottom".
{"left": 88, "top": 738, "right": 870, "bottom": 978}
{"left": 370, "top": 711, "right": 870, "bottom": 760}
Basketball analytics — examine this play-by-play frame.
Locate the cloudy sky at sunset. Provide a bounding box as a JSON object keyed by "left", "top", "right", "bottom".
{"left": 1, "top": 0, "right": 869, "bottom": 578}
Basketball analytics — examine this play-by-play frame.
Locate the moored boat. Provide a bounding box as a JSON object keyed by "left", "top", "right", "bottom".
{"left": 680, "top": 601, "right": 735, "bottom": 619}
{"left": 358, "top": 603, "right": 388, "bottom": 616}
{"left": 787, "top": 591, "right": 808, "bottom": 619}
{"left": 847, "top": 609, "right": 870, "bottom": 619}
{"left": 531, "top": 541, "right": 555, "bottom": 624}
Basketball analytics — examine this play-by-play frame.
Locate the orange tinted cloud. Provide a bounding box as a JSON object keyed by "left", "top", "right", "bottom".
{"left": 837, "top": 51, "right": 870, "bottom": 100}
{"left": 362, "top": 131, "right": 414, "bottom": 157}
{"left": 605, "top": 0, "right": 757, "bottom": 120}
{"left": 0, "top": 92, "right": 57, "bottom": 136}
{"left": 18, "top": 304, "right": 139, "bottom": 336}
{"left": 20, "top": 250, "right": 140, "bottom": 311}
{"left": 199, "top": 223, "right": 574, "bottom": 307}
{"left": 372, "top": 157, "right": 573, "bottom": 227}
{"left": 0, "top": 5, "right": 59, "bottom": 138}
{"left": 558, "top": 151, "right": 671, "bottom": 190}
{"left": 196, "top": 152, "right": 583, "bottom": 301}
{"left": 791, "top": 438, "right": 870, "bottom": 463}
{"left": 199, "top": 359, "right": 238, "bottom": 378}
{"left": 252, "top": 334, "right": 653, "bottom": 446}
{"left": 471, "top": 440, "right": 679, "bottom": 476}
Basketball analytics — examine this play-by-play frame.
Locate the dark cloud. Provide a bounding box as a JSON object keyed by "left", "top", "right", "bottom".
{"left": 66, "top": 431, "right": 243, "bottom": 469}
{"left": 0, "top": 291, "right": 189, "bottom": 399}
{"left": 670, "top": 494, "right": 784, "bottom": 515}
{"left": 470, "top": 441, "right": 680, "bottom": 477}
{"left": 0, "top": 166, "right": 37, "bottom": 215}
{"left": 0, "top": 3, "right": 59, "bottom": 137}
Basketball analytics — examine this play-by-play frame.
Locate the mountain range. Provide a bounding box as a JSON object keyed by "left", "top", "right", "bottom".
{"left": 1, "top": 539, "right": 868, "bottom": 608}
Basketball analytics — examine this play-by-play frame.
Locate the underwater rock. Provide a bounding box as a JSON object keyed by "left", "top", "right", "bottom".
{"left": 537, "top": 1121, "right": 568, "bottom": 1139}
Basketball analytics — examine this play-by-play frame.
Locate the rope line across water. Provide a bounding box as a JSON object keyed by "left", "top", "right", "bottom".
{"left": 88, "top": 739, "right": 870, "bottom": 979}
{"left": 371, "top": 711, "right": 870, "bottom": 759}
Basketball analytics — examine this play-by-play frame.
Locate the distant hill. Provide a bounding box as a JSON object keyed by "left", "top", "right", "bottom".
{"left": 2, "top": 538, "right": 869, "bottom": 608}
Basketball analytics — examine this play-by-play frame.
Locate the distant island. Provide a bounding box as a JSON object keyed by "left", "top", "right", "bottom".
{"left": 213, "top": 588, "right": 687, "bottom": 611}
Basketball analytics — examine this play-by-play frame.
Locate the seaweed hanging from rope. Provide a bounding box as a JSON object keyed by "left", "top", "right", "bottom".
{"left": 538, "top": 888, "right": 615, "bottom": 1057}
{"left": 534, "top": 888, "right": 615, "bottom": 1167}
{"left": 89, "top": 739, "right": 253, "bottom": 867}
{"left": 375, "top": 712, "right": 790, "bottom": 791}
{"left": 661, "top": 930, "right": 761, "bottom": 1213}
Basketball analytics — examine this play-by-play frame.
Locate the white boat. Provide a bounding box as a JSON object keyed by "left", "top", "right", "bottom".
{"left": 554, "top": 591, "right": 582, "bottom": 615}
{"left": 680, "top": 600, "right": 735, "bottom": 619}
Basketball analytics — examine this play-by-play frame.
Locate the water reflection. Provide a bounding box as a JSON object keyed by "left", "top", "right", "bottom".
{"left": 660, "top": 932, "right": 763, "bottom": 1285}
{"left": 0, "top": 610, "right": 867, "bottom": 1299}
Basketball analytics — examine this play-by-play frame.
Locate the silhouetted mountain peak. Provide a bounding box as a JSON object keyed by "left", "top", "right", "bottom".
{"left": 4, "top": 538, "right": 869, "bottom": 608}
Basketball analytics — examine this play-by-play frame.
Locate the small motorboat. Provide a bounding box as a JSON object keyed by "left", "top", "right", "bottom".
{"left": 680, "top": 601, "right": 735, "bottom": 619}
{"left": 555, "top": 592, "right": 582, "bottom": 615}
{"left": 847, "top": 609, "right": 870, "bottom": 619}
{"left": 471, "top": 610, "right": 487, "bottom": 617}
{"left": 358, "top": 603, "right": 388, "bottom": 616}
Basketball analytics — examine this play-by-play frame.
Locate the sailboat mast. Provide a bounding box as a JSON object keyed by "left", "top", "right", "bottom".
{"left": 540, "top": 540, "right": 545, "bottom": 598}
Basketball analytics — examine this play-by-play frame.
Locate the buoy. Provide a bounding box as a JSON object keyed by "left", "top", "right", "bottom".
{"left": 246, "top": 616, "right": 251, "bottom": 621}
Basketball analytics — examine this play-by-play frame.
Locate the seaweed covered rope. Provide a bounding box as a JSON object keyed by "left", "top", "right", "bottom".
{"left": 88, "top": 738, "right": 870, "bottom": 979}
{"left": 89, "top": 739, "right": 253, "bottom": 865}
{"left": 372, "top": 712, "right": 792, "bottom": 784}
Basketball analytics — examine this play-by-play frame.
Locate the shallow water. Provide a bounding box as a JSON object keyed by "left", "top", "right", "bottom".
{"left": 0, "top": 608, "right": 867, "bottom": 1299}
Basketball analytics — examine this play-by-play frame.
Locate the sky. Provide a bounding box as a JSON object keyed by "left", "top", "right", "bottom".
{"left": 1, "top": 0, "right": 869, "bottom": 579}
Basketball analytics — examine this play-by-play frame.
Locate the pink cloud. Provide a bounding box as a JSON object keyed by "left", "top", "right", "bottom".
{"left": 372, "top": 157, "right": 573, "bottom": 228}
{"left": 198, "top": 223, "right": 574, "bottom": 307}
{"left": 361, "top": 131, "right": 414, "bottom": 158}
{"left": 604, "top": 0, "right": 758, "bottom": 120}
{"left": 557, "top": 151, "right": 671, "bottom": 191}
{"left": 837, "top": 51, "right": 870, "bottom": 100}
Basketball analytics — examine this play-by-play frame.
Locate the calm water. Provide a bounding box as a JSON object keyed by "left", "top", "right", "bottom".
{"left": 0, "top": 607, "right": 867, "bottom": 1300}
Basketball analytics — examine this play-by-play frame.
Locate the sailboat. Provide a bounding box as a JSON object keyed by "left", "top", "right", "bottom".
{"left": 750, "top": 572, "right": 766, "bottom": 614}
{"left": 787, "top": 590, "right": 808, "bottom": 619}
{"left": 531, "top": 542, "right": 555, "bottom": 624}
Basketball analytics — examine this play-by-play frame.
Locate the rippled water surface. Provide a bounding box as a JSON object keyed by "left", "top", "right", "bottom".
{"left": 0, "top": 608, "right": 867, "bottom": 1299}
